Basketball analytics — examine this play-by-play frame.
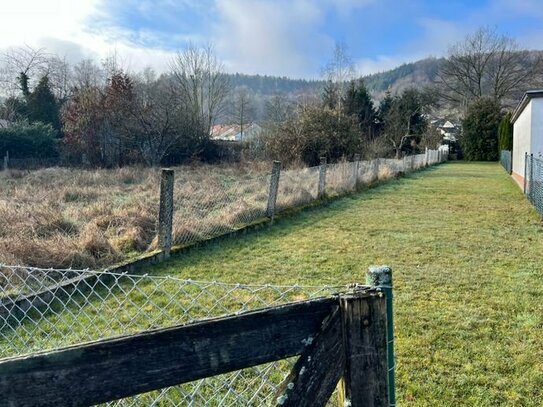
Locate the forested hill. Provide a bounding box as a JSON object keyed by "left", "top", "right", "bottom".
{"left": 363, "top": 57, "right": 442, "bottom": 98}
{"left": 225, "top": 58, "right": 443, "bottom": 100}
{"left": 228, "top": 51, "right": 543, "bottom": 101}
{"left": 225, "top": 73, "right": 324, "bottom": 96}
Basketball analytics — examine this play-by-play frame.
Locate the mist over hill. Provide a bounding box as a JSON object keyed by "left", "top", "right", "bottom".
{"left": 363, "top": 58, "right": 442, "bottom": 99}
{"left": 225, "top": 57, "right": 442, "bottom": 101}
{"left": 223, "top": 58, "right": 443, "bottom": 121}
{"left": 226, "top": 50, "right": 543, "bottom": 121}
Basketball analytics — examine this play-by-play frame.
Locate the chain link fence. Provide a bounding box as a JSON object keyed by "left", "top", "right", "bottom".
{"left": 500, "top": 150, "right": 512, "bottom": 174}
{"left": 524, "top": 154, "right": 543, "bottom": 216}
{"left": 0, "top": 264, "right": 343, "bottom": 406}
{"left": 170, "top": 152, "right": 445, "bottom": 249}
{"left": 0, "top": 152, "right": 445, "bottom": 268}
{"left": 172, "top": 174, "right": 270, "bottom": 246}
{"left": 276, "top": 166, "right": 321, "bottom": 210}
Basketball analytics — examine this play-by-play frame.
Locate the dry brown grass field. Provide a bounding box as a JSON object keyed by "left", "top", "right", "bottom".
{"left": 0, "top": 157, "right": 417, "bottom": 269}
{"left": 0, "top": 162, "right": 271, "bottom": 268}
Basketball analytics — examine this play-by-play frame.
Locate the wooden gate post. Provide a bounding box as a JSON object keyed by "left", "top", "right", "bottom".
{"left": 340, "top": 289, "right": 389, "bottom": 406}
{"left": 318, "top": 157, "right": 327, "bottom": 199}
{"left": 266, "top": 160, "right": 281, "bottom": 221}
{"left": 158, "top": 169, "right": 174, "bottom": 257}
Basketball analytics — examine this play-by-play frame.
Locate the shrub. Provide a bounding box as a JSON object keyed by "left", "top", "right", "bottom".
{"left": 0, "top": 121, "right": 58, "bottom": 159}
{"left": 461, "top": 98, "right": 503, "bottom": 161}
{"left": 498, "top": 112, "right": 513, "bottom": 151}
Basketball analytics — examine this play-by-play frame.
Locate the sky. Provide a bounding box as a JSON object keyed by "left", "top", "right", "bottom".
{"left": 1, "top": 0, "right": 543, "bottom": 78}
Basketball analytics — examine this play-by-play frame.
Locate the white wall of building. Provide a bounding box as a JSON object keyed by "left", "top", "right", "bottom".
{"left": 513, "top": 101, "right": 532, "bottom": 180}
{"left": 530, "top": 98, "right": 543, "bottom": 159}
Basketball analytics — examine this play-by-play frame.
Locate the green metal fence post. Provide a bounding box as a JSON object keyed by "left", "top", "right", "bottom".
{"left": 367, "top": 265, "right": 395, "bottom": 406}
{"left": 530, "top": 153, "right": 534, "bottom": 203}
{"left": 524, "top": 152, "right": 528, "bottom": 194}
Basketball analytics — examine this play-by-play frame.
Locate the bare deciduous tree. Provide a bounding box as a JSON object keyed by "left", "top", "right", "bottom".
{"left": 229, "top": 86, "right": 255, "bottom": 141}
{"left": 264, "top": 94, "right": 294, "bottom": 123}
{"left": 72, "top": 59, "right": 105, "bottom": 90}
{"left": 437, "top": 26, "right": 542, "bottom": 107}
{"left": 0, "top": 45, "right": 50, "bottom": 96}
{"left": 0, "top": 45, "right": 75, "bottom": 101}
{"left": 170, "top": 44, "right": 230, "bottom": 133}
{"left": 322, "top": 42, "right": 355, "bottom": 112}
{"left": 130, "top": 70, "right": 184, "bottom": 166}
{"left": 45, "top": 55, "right": 72, "bottom": 102}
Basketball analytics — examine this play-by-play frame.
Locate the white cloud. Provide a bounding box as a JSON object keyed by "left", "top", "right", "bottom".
{"left": 0, "top": 0, "right": 177, "bottom": 73}
{"left": 356, "top": 55, "right": 412, "bottom": 76}
{"left": 354, "top": 18, "right": 460, "bottom": 76}
{"left": 213, "top": 0, "right": 334, "bottom": 77}
{"left": 0, "top": 0, "right": 99, "bottom": 48}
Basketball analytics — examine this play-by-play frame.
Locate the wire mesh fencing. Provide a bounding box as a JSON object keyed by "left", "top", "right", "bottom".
{"left": 525, "top": 154, "right": 543, "bottom": 216}
{"left": 0, "top": 264, "right": 343, "bottom": 406}
{"left": 276, "top": 166, "right": 320, "bottom": 210}
{"left": 0, "top": 151, "right": 445, "bottom": 269}
{"left": 168, "top": 152, "right": 443, "bottom": 251}
{"left": 326, "top": 161, "right": 357, "bottom": 196}
{"left": 500, "top": 150, "right": 512, "bottom": 174}
{"left": 172, "top": 174, "right": 271, "bottom": 246}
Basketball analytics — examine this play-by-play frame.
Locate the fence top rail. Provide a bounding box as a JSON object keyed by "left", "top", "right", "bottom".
{"left": 0, "top": 263, "right": 345, "bottom": 293}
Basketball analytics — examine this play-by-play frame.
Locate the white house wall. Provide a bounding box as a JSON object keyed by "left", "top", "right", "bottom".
{"left": 530, "top": 98, "right": 543, "bottom": 159}
{"left": 512, "top": 100, "right": 532, "bottom": 187}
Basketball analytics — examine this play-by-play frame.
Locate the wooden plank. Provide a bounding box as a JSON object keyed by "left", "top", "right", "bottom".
{"left": 0, "top": 297, "right": 336, "bottom": 407}
{"left": 275, "top": 305, "right": 345, "bottom": 407}
{"left": 341, "top": 293, "right": 388, "bottom": 406}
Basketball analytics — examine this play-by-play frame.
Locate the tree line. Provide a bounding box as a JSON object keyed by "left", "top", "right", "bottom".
{"left": 0, "top": 45, "right": 235, "bottom": 166}
{"left": 0, "top": 26, "right": 540, "bottom": 167}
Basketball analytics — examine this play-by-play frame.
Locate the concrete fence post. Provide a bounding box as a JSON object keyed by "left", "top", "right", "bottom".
{"left": 425, "top": 147, "right": 428, "bottom": 167}
{"left": 266, "top": 160, "right": 281, "bottom": 221}
{"left": 158, "top": 169, "right": 175, "bottom": 257}
{"left": 367, "top": 265, "right": 395, "bottom": 407}
{"left": 3, "top": 151, "right": 8, "bottom": 171}
{"left": 353, "top": 154, "right": 361, "bottom": 190}
{"left": 318, "top": 157, "right": 327, "bottom": 199}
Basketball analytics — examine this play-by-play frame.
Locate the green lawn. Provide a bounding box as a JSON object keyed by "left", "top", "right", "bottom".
{"left": 5, "top": 161, "right": 543, "bottom": 405}
{"left": 151, "top": 161, "right": 543, "bottom": 406}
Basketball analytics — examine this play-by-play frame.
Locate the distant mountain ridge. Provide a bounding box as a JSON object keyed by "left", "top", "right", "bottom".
{"left": 224, "top": 51, "right": 543, "bottom": 121}
{"left": 224, "top": 57, "right": 443, "bottom": 100}
{"left": 363, "top": 57, "right": 442, "bottom": 99}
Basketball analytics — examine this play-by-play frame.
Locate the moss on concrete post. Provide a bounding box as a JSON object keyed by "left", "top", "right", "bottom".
{"left": 367, "top": 265, "right": 395, "bottom": 407}
{"left": 266, "top": 160, "right": 281, "bottom": 221}
{"left": 318, "top": 157, "right": 327, "bottom": 199}
{"left": 353, "top": 154, "right": 361, "bottom": 190}
{"left": 425, "top": 147, "right": 428, "bottom": 167}
{"left": 158, "top": 169, "right": 174, "bottom": 257}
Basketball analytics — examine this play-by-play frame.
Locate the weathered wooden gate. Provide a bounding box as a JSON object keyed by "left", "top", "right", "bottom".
{"left": 0, "top": 287, "right": 390, "bottom": 407}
